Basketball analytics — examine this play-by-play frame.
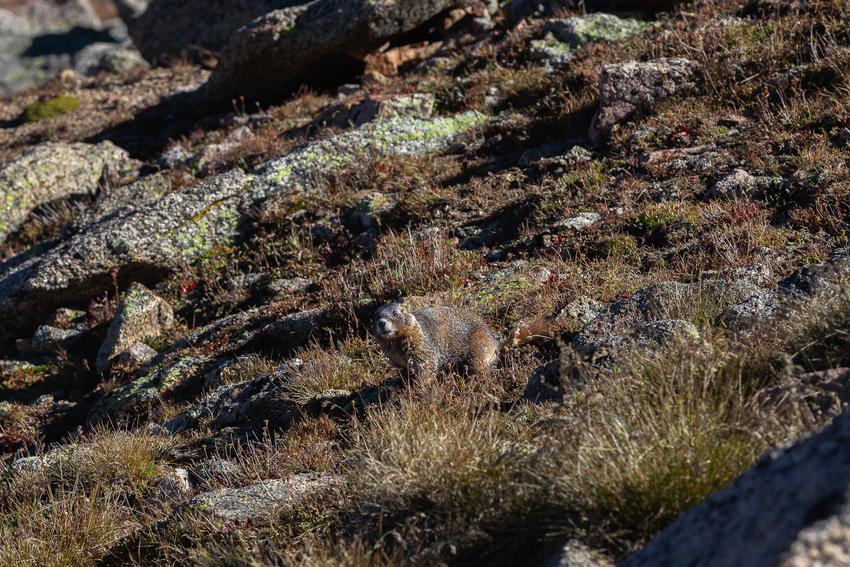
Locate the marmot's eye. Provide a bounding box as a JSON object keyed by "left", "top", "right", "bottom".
{"left": 393, "top": 309, "right": 400, "bottom": 317}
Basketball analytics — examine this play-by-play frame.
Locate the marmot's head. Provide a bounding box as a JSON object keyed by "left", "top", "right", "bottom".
{"left": 373, "top": 303, "right": 415, "bottom": 340}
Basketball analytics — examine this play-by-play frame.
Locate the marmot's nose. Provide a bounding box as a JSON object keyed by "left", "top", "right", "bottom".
{"left": 378, "top": 319, "right": 391, "bottom": 332}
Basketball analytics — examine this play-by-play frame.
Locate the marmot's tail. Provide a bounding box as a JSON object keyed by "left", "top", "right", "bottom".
{"left": 501, "top": 316, "right": 553, "bottom": 350}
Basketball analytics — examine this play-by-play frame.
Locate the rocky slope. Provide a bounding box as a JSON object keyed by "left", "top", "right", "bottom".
{"left": 1, "top": 0, "right": 850, "bottom": 565}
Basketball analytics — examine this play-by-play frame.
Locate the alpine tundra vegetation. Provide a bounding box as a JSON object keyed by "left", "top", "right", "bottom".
{"left": 1, "top": 0, "right": 850, "bottom": 565}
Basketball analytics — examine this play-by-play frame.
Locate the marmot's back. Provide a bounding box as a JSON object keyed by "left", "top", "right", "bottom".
{"left": 413, "top": 307, "right": 498, "bottom": 369}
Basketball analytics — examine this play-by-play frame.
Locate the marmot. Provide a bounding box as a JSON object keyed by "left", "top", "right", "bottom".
{"left": 372, "top": 303, "right": 548, "bottom": 381}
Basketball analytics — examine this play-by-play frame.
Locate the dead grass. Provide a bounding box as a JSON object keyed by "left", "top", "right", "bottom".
{"left": 282, "top": 336, "right": 388, "bottom": 404}
{"left": 332, "top": 230, "right": 483, "bottom": 302}
{"left": 0, "top": 486, "right": 129, "bottom": 567}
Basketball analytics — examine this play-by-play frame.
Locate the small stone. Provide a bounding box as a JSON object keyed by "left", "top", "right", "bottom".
{"left": 557, "top": 297, "right": 606, "bottom": 329}
{"left": 155, "top": 467, "right": 193, "bottom": 501}
{"left": 265, "top": 277, "right": 314, "bottom": 296}
{"left": 551, "top": 212, "right": 602, "bottom": 231}
{"left": 96, "top": 283, "right": 175, "bottom": 372}
{"left": 73, "top": 42, "right": 149, "bottom": 76}
{"left": 159, "top": 144, "right": 192, "bottom": 169}
{"left": 29, "top": 325, "right": 85, "bottom": 355}
{"left": 110, "top": 342, "right": 158, "bottom": 370}
{"left": 349, "top": 192, "right": 397, "bottom": 232}
{"left": 706, "top": 168, "right": 757, "bottom": 200}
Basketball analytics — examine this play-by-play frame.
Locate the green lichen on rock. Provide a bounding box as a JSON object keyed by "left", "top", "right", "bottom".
{"left": 532, "top": 13, "right": 653, "bottom": 66}
{"left": 256, "top": 111, "right": 488, "bottom": 196}
{"left": 551, "top": 13, "right": 652, "bottom": 47}
{"left": 90, "top": 356, "right": 208, "bottom": 421}
{"left": 22, "top": 94, "right": 80, "bottom": 123}
{"left": 173, "top": 204, "right": 241, "bottom": 262}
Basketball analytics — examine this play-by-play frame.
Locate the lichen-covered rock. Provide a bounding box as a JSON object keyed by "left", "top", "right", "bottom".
{"left": 154, "top": 467, "right": 193, "bottom": 501}
{"left": 95, "top": 283, "right": 175, "bottom": 372}
{"left": 551, "top": 212, "right": 601, "bottom": 232}
{"left": 316, "top": 93, "right": 436, "bottom": 129}
{"left": 0, "top": 141, "right": 136, "bottom": 244}
{"left": 72, "top": 173, "right": 173, "bottom": 231}
{"left": 555, "top": 296, "right": 606, "bottom": 331}
{"left": 179, "top": 473, "right": 334, "bottom": 522}
{"left": 550, "top": 13, "right": 651, "bottom": 46}
{"left": 623, "top": 409, "right": 850, "bottom": 567}
{"left": 721, "top": 254, "right": 850, "bottom": 331}
{"left": 191, "top": 458, "right": 242, "bottom": 487}
{"left": 0, "top": 170, "right": 248, "bottom": 342}
{"left": 531, "top": 13, "right": 651, "bottom": 69}
{"left": 89, "top": 355, "right": 212, "bottom": 422}
{"left": 253, "top": 112, "right": 487, "bottom": 197}
{"left": 196, "top": 0, "right": 473, "bottom": 109}
{"left": 124, "top": 0, "right": 310, "bottom": 63}
{"left": 589, "top": 58, "right": 698, "bottom": 144}
{"left": 705, "top": 168, "right": 757, "bottom": 200}
{"left": 110, "top": 342, "right": 159, "bottom": 371}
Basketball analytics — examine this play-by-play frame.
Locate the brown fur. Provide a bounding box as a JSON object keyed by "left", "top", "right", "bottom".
{"left": 372, "top": 303, "right": 548, "bottom": 382}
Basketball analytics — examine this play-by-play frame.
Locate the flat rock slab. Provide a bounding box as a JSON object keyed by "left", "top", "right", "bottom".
{"left": 183, "top": 473, "right": 333, "bottom": 522}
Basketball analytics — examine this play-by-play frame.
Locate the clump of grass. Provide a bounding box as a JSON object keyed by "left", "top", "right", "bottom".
{"left": 336, "top": 230, "right": 482, "bottom": 301}
{"left": 628, "top": 206, "right": 680, "bottom": 234}
{"left": 544, "top": 342, "right": 766, "bottom": 546}
{"left": 284, "top": 337, "right": 386, "bottom": 404}
{"left": 0, "top": 486, "right": 128, "bottom": 567}
{"left": 593, "top": 234, "right": 639, "bottom": 259}
{"left": 6, "top": 427, "right": 176, "bottom": 505}
{"left": 231, "top": 416, "right": 343, "bottom": 484}
{"left": 214, "top": 354, "right": 278, "bottom": 387}
{"left": 344, "top": 388, "right": 528, "bottom": 560}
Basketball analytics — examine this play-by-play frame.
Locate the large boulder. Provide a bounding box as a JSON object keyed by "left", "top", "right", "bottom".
{"left": 0, "top": 141, "right": 136, "bottom": 244}
{"left": 589, "top": 58, "right": 698, "bottom": 144}
{"left": 121, "top": 0, "right": 310, "bottom": 64}
{"left": 196, "top": 0, "right": 473, "bottom": 110}
{"left": 623, "top": 410, "right": 850, "bottom": 566}
{"left": 95, "top": 282, "right": 175, "bottom": 372}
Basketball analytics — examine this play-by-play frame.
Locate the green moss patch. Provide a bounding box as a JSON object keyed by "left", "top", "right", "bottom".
{"left": 22, "top": 94, "right": 80, "bottom": 123}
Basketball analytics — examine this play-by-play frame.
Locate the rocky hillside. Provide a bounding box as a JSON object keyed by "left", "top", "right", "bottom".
{"left": 1, "top": 0, "right": 850, "bottom": 565}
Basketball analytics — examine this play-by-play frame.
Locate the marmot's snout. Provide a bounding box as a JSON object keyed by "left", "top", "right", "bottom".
{"left": 373, "top": 303, "right": 406, "bottom": 339}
